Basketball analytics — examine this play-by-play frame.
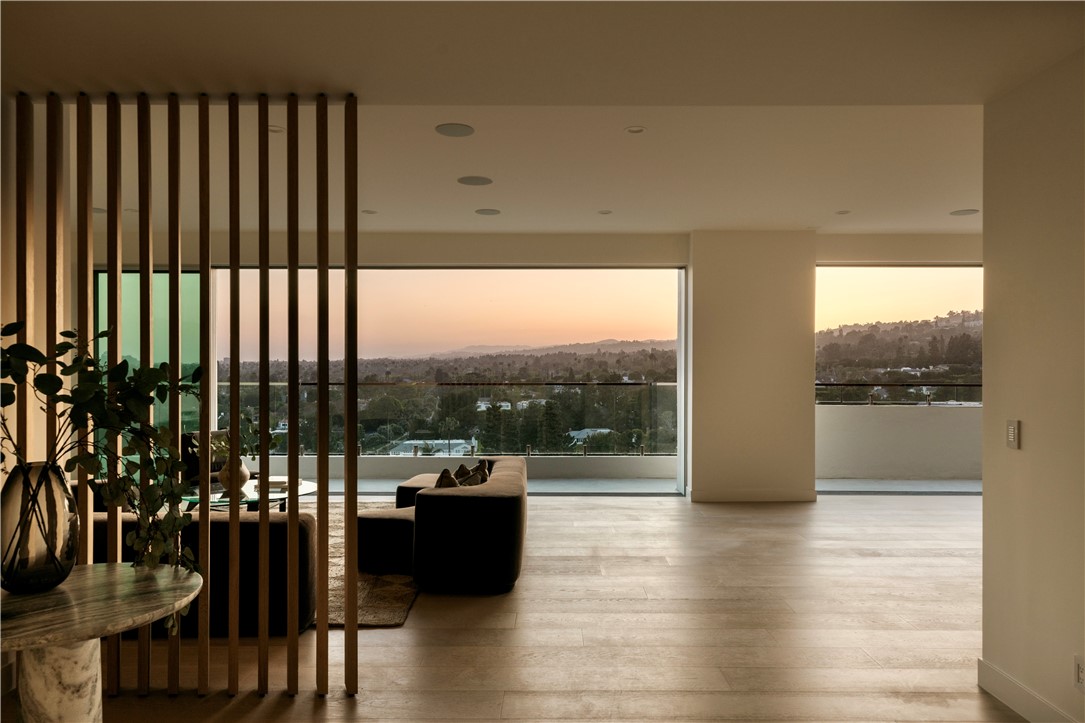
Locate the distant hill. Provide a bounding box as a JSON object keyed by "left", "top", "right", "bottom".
{"left": 432, "top": 338, "right": 677, "bottom": 358}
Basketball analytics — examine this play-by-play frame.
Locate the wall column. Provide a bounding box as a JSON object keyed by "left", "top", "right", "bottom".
{"left": 979, "top": 49, "right": 1085, "bottom": 722}
{"left": 687, "top": 230, "right": 815, "bottom": 502}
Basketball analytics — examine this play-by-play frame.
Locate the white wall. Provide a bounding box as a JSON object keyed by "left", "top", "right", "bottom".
{"left": 979, "top": 50, "right": 1085, "bottom": 723}
{"left": 688, "top": 231, "right": 816, "bottom": 502}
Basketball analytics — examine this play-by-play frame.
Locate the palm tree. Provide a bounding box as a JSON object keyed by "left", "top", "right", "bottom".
{"left": 438, "top": 416, "right": 457, "bottom": 455}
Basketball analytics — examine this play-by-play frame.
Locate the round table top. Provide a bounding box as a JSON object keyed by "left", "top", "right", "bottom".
{"left": 0, "top": 563, "right": 203, "bottom": 651}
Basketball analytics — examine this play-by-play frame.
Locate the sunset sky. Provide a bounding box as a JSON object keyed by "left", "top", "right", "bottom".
{"left": 815, "top": 266, "right": 983, "bottom": 331}
{"left": 215, "top": 266, "right": 983, "bottom": 360}
{"left": 217, "top": 268, "right": 681, "bottom": 360}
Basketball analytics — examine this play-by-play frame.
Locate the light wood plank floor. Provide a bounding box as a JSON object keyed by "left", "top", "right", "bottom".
{"left": 14, "top": 495, "right": 1024, "bottom": 721}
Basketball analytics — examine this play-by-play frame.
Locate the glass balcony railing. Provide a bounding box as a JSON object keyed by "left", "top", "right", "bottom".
{"left": 216, "top": 380, "right": 679, "bottom": 457}
{"left": 815, "top": 381, "right": 982, "bottom": 405}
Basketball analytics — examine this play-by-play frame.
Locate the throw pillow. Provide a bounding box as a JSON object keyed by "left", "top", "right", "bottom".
{"left": 453, "top": 463, "right": 472, "bottom": 480}
{"left": 470, "top": 460, "right": 489, "bottom": 482}
{"left": 457, "top": 471, "right": 484, "bottom": 487}
{"left": 435, "top": 468, "right": 459, "bottom": 488}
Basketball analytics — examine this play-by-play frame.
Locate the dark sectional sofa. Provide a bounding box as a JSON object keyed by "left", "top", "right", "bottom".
{"left": 358, "top": 456, "right": 528, "bottom": 593}
{"left": 89, "top": 510, "right": 317, "bottom": 638}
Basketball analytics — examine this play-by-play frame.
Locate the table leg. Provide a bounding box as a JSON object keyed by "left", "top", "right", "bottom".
{"left": 17, "top": 638, "right": 102, "bottom": 723}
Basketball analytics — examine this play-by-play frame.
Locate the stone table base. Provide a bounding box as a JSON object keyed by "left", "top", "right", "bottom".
{"left": 18, "top": 638, "right": 101, "bottom": 723}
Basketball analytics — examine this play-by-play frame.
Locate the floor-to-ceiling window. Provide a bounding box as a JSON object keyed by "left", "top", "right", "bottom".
{"left": 815, "top": 265, "right": 983, "bottom": 488}
{"left": 211, "top": 267, "right": 683, "bottom": 492}
{"left": 94, "top": 271, "right": 202, "bottom": 432}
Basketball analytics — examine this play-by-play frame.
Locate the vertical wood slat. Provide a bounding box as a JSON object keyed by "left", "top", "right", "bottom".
{"left": 136, "top": 91, "right": 154, "bottom": 697}
{"left": 75, "top": 93, "right": 94, "bottom": 566}
{"left": 257, "top": 93, "right": 271, "bottom": 695}
{"left": 44, "top": 93, "right": 62, "bottom": 453}
{"left": 197, "top": 93, "right": 212, "bottom": 697}
{"left": 315, "top": 93, "right": 330, "bottom": 696}
{"left": 227, "top": 92, "right": 242, "bottom": 697}
{"left": 343, "top": 93, "right": 359, "bottom": 695}
{"left": 286, "top": 94, "right": 300, "bottom": 696}
{"left": 104, "top": 91, "right": 123, "bottom": 698}
{"left": 14, "top": 93, "right": 31, "bottom": 453}
{"left": 166, "top": 92, "right": 183, "bottom": 696}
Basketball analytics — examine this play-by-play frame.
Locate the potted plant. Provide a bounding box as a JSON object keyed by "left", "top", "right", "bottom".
{"left": 0, "top": 321, "right": 201, "bottom": 597}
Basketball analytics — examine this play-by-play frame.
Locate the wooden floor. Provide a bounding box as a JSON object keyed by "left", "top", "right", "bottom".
{"left": 26, "top": 495, "right": 1026, "bottom": 721}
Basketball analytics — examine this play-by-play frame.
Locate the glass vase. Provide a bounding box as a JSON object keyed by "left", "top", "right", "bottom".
{"left": 1, "top": 462, "right": 79, "bottom": 594}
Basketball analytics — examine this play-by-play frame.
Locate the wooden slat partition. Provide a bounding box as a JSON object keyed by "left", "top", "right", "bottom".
{"left": 44, "top": 93, "right": 62, "bottom": 452}
{"left": 75, "top": 93, "right": 94, "bottom": 566}
{"left": 227, "top": 92, "right": 242, "bottom": 697}
{"left": 286, "top": 93, "right": 301, "bottom": 696}
{"left": 104, "top": 92, "right": 123, "bottom": 697}
{"left": 14, "top": 93, "right": 31, "bottom": 452}
{"left": 136, "top": 91, "right": 154, "bottom": 697}
{"left": 343, "top": 93, "right": 360, "bottom": 695}
{"left": 257, "top": 93, "right": 271, "bottom": 694}
{"left": 166, "top": 92, "right": 183, "bottom": 695}
{"left": 8, "top": 90, "right": 369, "bottom": 698}
{"left": 197, "top": 93, "right": 212, "bottom": 696}
{"left": 315, "top": 93, "right": 330, "bottom": 695}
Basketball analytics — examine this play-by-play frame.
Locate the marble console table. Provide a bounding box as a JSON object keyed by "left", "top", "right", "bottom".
{"left": 1, "top": 562, "right": 202, "bottom": 723}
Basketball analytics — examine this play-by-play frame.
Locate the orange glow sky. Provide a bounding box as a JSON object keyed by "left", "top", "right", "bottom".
{"left": 816, "top": 266, "right": 983, "bottom": 331}
{"left": 217, "top": 268, "right": 680, "bottom": 360}
{"left": 216, "top": 266, "right": 983, "bottom": 360}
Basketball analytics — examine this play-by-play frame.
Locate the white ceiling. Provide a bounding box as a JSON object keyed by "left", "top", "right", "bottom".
{"left": 3, "top": 2, "right": 1082, "bottom": 236}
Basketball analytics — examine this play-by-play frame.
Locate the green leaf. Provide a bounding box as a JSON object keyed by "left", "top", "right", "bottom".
{"left": 4, "top": 342, "right": 48, "bottom": 365}
{"left": 33, "top": 373, "right": 64, "bottom": 396}
{"left": 108, "top": 359, "right": 129, "bottom": 383}
{"left": 59, "top": 330, "right": 78, "bottom": 339}
{"left": 1, "top": 321, "right": 25, "bottom": 337}
{"left": 190, "top": 366, "right": 203, "bottom": 384}
{"left": 70, "top": 385, "right": 97, "bottom": 403}
{"left": 54, "top": 341, "right": 76, "bottom": 355}
{"left": 5, "top": 357, "right": 28, "bottom": 384}
{"left": 0, "top": 383, "right": 14, "bottom": 408}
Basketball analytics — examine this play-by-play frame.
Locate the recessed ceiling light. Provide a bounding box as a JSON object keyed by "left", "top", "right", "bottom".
{"left": 624, "top": 126, "right": 646, "bottom": 134}
{"left": 92, "top": 207, "right": 106, "bottom": 214}
{"left": 360, "top": 209, "right": 378, "bottom": 215}
{"left": 835, "top": 210, "right": 851, "bottom": 215}
{"left": 268, "top": 124, "right": 285, "bottom": 134}
{"left": 436, "top": 123, "right": 475, "bottom": 137}
{"left": 949, "top": 208, "right": 980, "bottom": 216}
{"left": 457, "top": 175, "right": 492, "bottom": 186}
{"left": 598, "top": 210, "right": 613, "bottom": 215}
{"left": 475, "top": 208, "right": 501, "bottom": 216}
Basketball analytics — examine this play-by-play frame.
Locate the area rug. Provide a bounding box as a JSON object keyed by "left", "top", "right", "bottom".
{"left": 299, "top": 500, "right": 418, "bottom": 628}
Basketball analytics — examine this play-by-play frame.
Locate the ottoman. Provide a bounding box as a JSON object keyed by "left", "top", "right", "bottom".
{"left": 357, "top": 506, "right": 416, "bottom": 575}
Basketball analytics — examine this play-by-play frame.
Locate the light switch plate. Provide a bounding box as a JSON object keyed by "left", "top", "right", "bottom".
{"left": 1006, "top": 419, "right": 1020, "bottom": 449}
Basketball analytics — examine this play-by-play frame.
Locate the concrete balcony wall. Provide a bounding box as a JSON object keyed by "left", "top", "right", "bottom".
{"left": 251, "top": 407, "right": 981, "bottom": 483}
{"left": 255, "top": 452, "right": 678, "bottom": 480}
{"left": 815, "top": 405, "right": 982, "bottom": 479}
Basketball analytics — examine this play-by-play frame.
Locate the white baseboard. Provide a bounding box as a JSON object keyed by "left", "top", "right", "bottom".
{"left": 978, "top": 658, "right": 1081, "bottom": 723}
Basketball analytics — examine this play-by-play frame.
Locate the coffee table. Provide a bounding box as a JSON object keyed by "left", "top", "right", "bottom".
{"left": 181, "top": 476, "right": 318, "bottom": 512}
